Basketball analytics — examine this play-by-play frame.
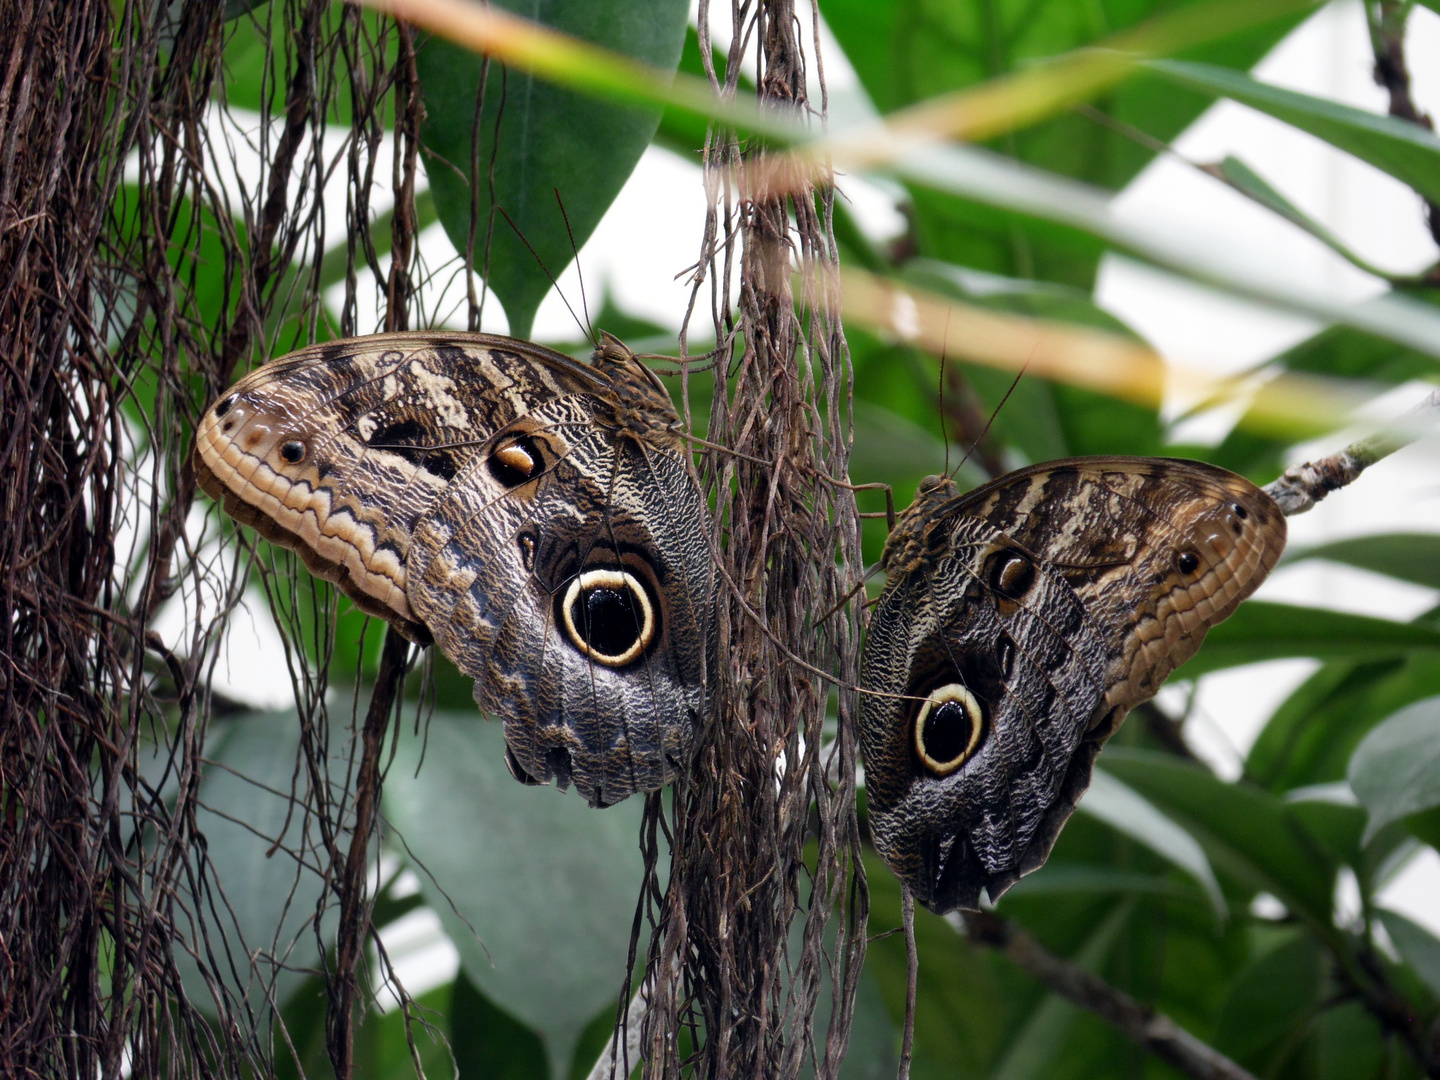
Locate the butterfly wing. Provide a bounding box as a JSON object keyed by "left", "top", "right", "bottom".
{"left": 861, "top": 457, "right": 1286, "bottom": 912}
{"left": 193, "top": 333, "right": 714, "bottom": 806}
{"left": 406, "top": 397, "right": 714, "bottom": 807}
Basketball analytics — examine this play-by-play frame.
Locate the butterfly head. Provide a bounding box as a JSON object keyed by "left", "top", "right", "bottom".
{"left": 880, "top": 474, "right": 964, "bottom": 577}
{"left": 589, "top": 332, "right": 683, "bottom": 446}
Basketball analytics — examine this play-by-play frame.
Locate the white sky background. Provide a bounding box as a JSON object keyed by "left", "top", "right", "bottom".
{"left": 204, "top": 0, "right": 1440, "bottom": 991}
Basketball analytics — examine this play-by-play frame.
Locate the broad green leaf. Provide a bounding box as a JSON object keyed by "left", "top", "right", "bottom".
{"left": 1378, "top": 908, "right": 1440, "bottom": 999}
{"left": 1348, "top": 695, "right": 1440, "bottom": 841}
{"left": 1286, "top": 533, "right": 1440, "bottom": 590}
{"left": 1213, "top": 933, "right": 1324, "bottom": 1071}
{"left": 1175, "top": 601, "right": 1440, "bottom": 679}
{"left": 1080, "top": 768, "right": 1224, "bottom": 918}
{"left": 1311, "top": 1001, "right": 1388, "bottom": 1080}
{"left": 1208, "top": 155, "right": 1413, "bottom": 280}
{"left": 1283, "top": 788, "right": 1367, "bottom": 869}
{"left": 1004, "top": 863, "right": 1200, "bottom": 902}
{"left": 355, "top": 986, "right": 455, "bottom": 1080}
{"left": 384, "top": 711, "right": 648, "bottom": 1078}
{"left": 865, "top": 854, "right": 1039, "bottom": 1079}
{"left": 1099, "top": 749, "right": 1336, "bottom": 923}
{"left": 177, "top": 713, "right": 338, "bottom": 1017}
{"left": 989, "top": 904, "right": 1132, "bottom": 1080}
{"left": 822, "top": 0, "right": 1303, "bottom": 189}
{"left": 905, "top": 185, "right": 1110, "bottom": 289}
{"left": 450, "top": 971, "right": 552, "bottom": 1080}
{"left": 1246, "top": 653, "right": 1440, "bottom": 792}
{"left": 849, "top": 400, "right": 949, "bottom": 486}
{"left": 417, "top": 0, "right": 689, "bottom": 338}
{"left": 1146, "top": 59, "right": 1440, "bottom": 204}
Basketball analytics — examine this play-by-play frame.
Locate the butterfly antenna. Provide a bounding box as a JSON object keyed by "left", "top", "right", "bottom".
{"left": 938, "top": 311, "right": 952, "bottom": 476}
{"left": 952, "top": 350, "right": 1031, "bottom": 479}
{"left": 497, "top": 206, "right": 589, "bottom": 342}
{"left": 554, "top": 188, "right": 596, "bottom": 344}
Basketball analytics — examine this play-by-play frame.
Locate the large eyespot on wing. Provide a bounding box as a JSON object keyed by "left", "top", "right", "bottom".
{"left": 860, "top": 457, "right": 1287, "bottom": 914}
{"left": 912, "top": 683, "right": 986, "bottom": 777}
{"left": 192, "top": 333, "right": 613, "bottom": 644}
{"left": 558, "top": 568, "right": 657, "bottom": 668}
{"left": 404, "top": 406, "right": 713, "bottom": 809}
{"left": 860, "top": 514, "right": 1109, "bottom": 915}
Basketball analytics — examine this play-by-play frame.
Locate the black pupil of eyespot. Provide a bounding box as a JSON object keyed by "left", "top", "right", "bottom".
{"left": 575, "top": 585, "right": 643, "bottom": 658}
{"left": 1178, "top": 552, "right": 1200, "bottom": 573}
{"left": 215, "top": 394, "right": 236, "bottom": 418}
{"left": 922, "top": 699, "right": 973, "bottom": 765}
{"left": 1232, "top": 502, "right": 1248, "bottom": 519}
{"left": 281, "top": 441, "right": 304, "bottom": 463}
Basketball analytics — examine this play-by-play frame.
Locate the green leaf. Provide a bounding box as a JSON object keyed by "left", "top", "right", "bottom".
{"left": 989, "top": 904, "right": 1133, "bottom": 1080}
{"left": 1207, "top": 155, "right": 1412, "bottom": 280}
{"left": 1003, "top": 863, "right": 1201, "bottom": 902}
{"left": 1213, "top": 933, "right": 1325, "bottom": 1071}
{"left": 178, "top": 713, "right": 337, "bottom": 1016}
{"left": 450, "top": 971, "right": 552, "bottom": 1080}
{"left": 1348, "top": 696, "right": 1440, "bottom": 841}
{"left": 1311, "top": 1001, "right": 1387, "bottom": 1080}
{"left": 1246, "top": 653, "right": 1440, "bottom": 793}
{"left": 355, "top": 986, "right": 456, "bottom": 1080}
{"left": 822, "top": 0, "right": 1303, "bottom": 284}
{"left": 1283, "top": 788, "right": 1367, "bottom": 870}
{"left": 1378, "top": 908, "right": 1440, "bottom": 999}
{"left": 865, "top": 854, "right": 1039, "bottom": 1078}
{"left": 417, "top": 0, "right": 689, "bottom": 338}
{"left": 1080, "top": 768, "right": 1225, "bottom": 919}
{"left": 823, "top": 0, "right": 1303, "bottom": 190}
{"left": 1176, "top": 601, "right": 1440, "bottom": 680}
{"left": 1099, "top": 749, "right": 1336, "bottom": 923}
{"left": 383, "top": 711, "right": 648, "bottom": 1078}
{"left": 1146, "top": 59, "right": 1440, "bottom": 204}
{"left": 1286, "top": 533, "right": 1440, "bottom": 590}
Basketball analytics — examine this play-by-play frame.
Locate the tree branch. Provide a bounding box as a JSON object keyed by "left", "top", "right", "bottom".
{"left": 960, "top": 911, "right": 1260, "bottom": 1080}
{"left": 1367, "top": 0, "right": 1440, "bottom": 247}
{"left": 325, "top": 627, "right": 411, "bottom": 1080}
{"left": 1263, "top": 389, "right": 1440, "bottom": 516}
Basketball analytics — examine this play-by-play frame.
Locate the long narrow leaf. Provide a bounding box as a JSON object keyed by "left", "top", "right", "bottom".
{"left": 1176, "top": 601, "right": 1440, "bottom": 679}
{"left": 1147, "top": 59, "right": 1440, "bottom": 204}
{"left": 1284, "top": 533, "right": 1440, "bottom": 590}
{"left": 1208, "top": 155, "right": 1417, "bottom": 281}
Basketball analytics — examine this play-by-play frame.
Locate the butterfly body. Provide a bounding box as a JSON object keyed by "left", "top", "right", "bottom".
{"left": 861, "top": 457, "right": 1286, "bottom": 912}
{"left": 194, "top": 332, "right": 713, "bottom": 807}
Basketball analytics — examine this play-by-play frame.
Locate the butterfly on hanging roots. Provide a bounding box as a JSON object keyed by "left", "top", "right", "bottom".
{"left": 193, "top": 331, "right": 716, "bottom": 808}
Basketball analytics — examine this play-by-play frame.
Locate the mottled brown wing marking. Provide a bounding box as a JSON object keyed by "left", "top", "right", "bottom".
{"left": 861, "top": 456, "right": 1286, "bottom": 913}
{"left": 193, "top": 334, "right": 609, "bottom": 634}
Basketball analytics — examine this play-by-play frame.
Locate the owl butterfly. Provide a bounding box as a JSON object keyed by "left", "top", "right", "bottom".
{"left": 860, "top": 457, "right": 1286, "bottom": 913}
{"left": 193, "top": 332, "right": 714, "bottom": 808}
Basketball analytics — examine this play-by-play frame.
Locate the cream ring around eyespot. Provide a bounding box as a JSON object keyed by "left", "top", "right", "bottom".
{"left": 913, "top": 683, "right": 985, "bottom": 777}
{"left": 560, "top": 568, "right": 656, "bottom": 668}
